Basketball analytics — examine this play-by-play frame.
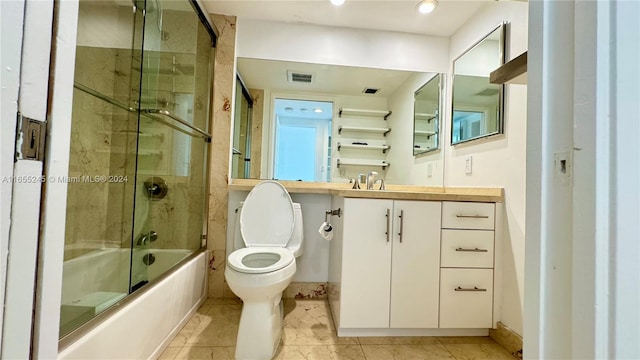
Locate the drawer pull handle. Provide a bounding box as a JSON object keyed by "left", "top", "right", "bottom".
{"left": 454, "top": 286, "right": 487, "bottom": 292}
{"left": 456, "top": 214, "right": 489, "bottom": 219}
{"left": 455, "top": 247, "right": 489, "bottom": 253}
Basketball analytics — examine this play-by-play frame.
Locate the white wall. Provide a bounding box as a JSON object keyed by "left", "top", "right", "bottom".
{"left": 444, "top": 1, "right": 528, "bottom": 336}
{"left": 386, "top": 72, "right": 444, "bottom": 186}
{"left": 236, "top": 19, "right": 449, "bottom": 73}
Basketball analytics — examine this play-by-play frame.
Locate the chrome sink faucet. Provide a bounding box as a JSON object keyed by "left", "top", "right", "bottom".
{"left": 366, "top": 171, "right": 379, "bottom": 190}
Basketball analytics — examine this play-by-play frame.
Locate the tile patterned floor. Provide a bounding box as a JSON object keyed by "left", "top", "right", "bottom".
{"left": 159, "top": 299, "right": 517, "bottom": 360}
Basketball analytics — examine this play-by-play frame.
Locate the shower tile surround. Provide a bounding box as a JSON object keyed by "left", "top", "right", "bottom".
{"left": 207, "top": 14, "right": 237, "bottom": 298}
{"left": 158, "top": 299, "right": 517, "bottom": 359}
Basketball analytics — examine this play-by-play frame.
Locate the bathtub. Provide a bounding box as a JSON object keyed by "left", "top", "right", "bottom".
{"left": 58, "top": 248, "right": 207, "bottom": 359}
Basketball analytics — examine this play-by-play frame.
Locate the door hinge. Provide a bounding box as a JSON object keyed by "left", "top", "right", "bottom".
{"left": 16, "top": 113, "right": 47, "bottom": 162}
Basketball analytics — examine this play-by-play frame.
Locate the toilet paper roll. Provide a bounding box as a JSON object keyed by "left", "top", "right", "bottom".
{"left": 318, "top": 221, "right": 334, "bottom": 241}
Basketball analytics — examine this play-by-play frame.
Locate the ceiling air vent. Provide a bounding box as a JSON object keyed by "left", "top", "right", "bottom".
{"left": 362, "top": 87, "right": 380, "bottom": 95}
{"left": 287, "top": 71, "right": 313, "bottom": 84}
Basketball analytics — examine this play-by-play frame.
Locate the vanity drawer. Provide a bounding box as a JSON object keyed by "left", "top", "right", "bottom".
{"left": 442, "top": 202, "right": 495, "bottom": 230}
{"left": 439, "top": 268, "right": 493, "bottom": 328}
{"left": 441, "top": 229, "right": 494, "bottom": 268}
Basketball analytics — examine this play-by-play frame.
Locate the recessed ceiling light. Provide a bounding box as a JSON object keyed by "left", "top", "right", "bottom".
{"left": 330, "top": 0, "right": 346, "bottom": 6}
{"left": 313, "top": 108, "right": 323, "bottom": 113}
{"left": 284, "top": 107, "right": 294, "bottom": 112}
{"left": 300, "top": 108, "right": 309, "bottom": 112}
{"left": 417, "top": 0, "right": 438, "bottom": 14}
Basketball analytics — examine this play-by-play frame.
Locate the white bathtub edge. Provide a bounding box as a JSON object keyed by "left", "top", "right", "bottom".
{"left": 58, "top": 250, "right": 208, "bottom": 359}
{"left": 149, "top": 293, "right": 207, "bottom": 360}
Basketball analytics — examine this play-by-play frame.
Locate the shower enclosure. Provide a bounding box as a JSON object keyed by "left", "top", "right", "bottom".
{"left": 59, "top": 0, "right": 214, "bottom": 339}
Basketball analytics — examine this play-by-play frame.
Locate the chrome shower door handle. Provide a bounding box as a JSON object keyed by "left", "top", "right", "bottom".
{"left": 398, "top": 210, "right": 404, "bottom": 243}
{"left": 385, "top": 208, "right": 390, "bottom": 242}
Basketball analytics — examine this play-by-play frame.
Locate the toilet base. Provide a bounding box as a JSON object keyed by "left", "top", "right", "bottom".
{"left": 235, "top": 295, "right": 284, "bottom": 360}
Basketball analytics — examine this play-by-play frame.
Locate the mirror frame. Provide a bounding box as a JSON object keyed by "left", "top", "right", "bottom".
{"left": 413, "top": 73, "right": 444, "bottom": 156}
{"left": 450, "top": 22, "right": 506, "bottom": 145}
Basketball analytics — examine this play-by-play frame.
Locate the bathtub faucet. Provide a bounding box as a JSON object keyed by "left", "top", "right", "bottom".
{"left": 137, "top": 231, "right": 158, "bottom": 246}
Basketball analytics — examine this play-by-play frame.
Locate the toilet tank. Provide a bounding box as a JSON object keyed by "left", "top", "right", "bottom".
{"left": 232, "top": 202, "right": 304, "bottom": 257}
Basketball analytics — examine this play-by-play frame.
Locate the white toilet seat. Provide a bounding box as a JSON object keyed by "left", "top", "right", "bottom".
{"left": 227, "top": 247, "right": 294, "bottom": 274}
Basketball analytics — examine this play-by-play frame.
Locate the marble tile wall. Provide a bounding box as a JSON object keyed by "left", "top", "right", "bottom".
{"left": 207, "top": 14, "right": 236, "bottom": 298}
{"left": 65, "top": 46, "right": 126, "bottom": 259}
{"left": 249, "top": 89, "right": 264, "bottom": 178}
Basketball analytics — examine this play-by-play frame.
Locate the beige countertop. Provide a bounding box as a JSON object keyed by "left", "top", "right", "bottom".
{"left": 228, "top": 179, "right": 503, "bottom": 203}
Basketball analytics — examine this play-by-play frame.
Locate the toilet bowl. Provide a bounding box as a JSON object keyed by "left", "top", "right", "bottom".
{"left": 225, "top": 180, "right": 304, "bottom": 360}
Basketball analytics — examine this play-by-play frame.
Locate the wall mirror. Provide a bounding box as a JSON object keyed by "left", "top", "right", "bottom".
{"left": 451, "top": 23, "right": 505, "bottom": 145}
{"left": 234, "top": 57, "right": 445, "bottom": 186}
{"left": 413, "top": 73, "right": 443, "bottom": 155}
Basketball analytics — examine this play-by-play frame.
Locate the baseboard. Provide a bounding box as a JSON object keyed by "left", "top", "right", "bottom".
{"left": 489, "top": 321, "right": 523, "bottom": 358}
{"left": 283, "top": 282, "right": 328, "bottom": 299}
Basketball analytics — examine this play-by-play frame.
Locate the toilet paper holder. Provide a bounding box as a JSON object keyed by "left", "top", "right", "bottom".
{"left": 324, "top": 208, "right": 341, "bottom": 223}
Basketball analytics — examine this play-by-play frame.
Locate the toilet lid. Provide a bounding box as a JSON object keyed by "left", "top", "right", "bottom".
{"left": 227, "top": 247, "right": 294, "bottom": 274}
{"left": 240, "top": 180, "right": 294, "bottom": 247}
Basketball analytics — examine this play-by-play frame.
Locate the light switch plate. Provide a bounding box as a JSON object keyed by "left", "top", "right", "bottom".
{"left": 465, "top": 155, "right": 473, "bottom": 175}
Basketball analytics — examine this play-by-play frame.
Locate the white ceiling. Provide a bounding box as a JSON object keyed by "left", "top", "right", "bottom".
{"left": 237, "top": 58, "right": 421, "bottom": 97}
{"left": 202, "top": 0, "right": 494, "bottom": 37}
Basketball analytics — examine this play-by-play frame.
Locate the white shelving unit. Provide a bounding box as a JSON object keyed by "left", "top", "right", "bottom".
{"left": 335, "top": 106, "right": 393, "bottom": 175}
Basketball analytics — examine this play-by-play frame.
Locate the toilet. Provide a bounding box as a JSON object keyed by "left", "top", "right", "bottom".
{"left": 225, "top": 180, "right": 304, "bottom": 360}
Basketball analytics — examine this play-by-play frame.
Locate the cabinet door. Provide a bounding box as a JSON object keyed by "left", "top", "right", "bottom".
{"left": 340, "top": 198, "right": 393, "bottom": 328}
{"left": 390, "top": 201, "right": 442, "bottom": 328}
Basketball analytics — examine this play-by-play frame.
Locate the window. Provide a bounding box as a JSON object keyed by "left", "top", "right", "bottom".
{"left": 273, "top": 99, "right": 332, "bottom": 181}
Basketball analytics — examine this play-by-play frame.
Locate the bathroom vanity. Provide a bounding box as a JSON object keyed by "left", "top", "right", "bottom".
{"left": 327, "top": 188, "right": 502, "bottom": 337}
{"left": 228, "top": 179, "right": 503, "bottom": 337}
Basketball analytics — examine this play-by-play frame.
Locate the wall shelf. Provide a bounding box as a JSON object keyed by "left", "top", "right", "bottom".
{"left": 337, "top": 142, "right": 390, "bottom": 154}
{"left": 338, "top": 126, "right": 391, "bottom": 136}
{"left": 414, "top": 130, "right": 437, "bottom": 139}
{"left": 339, "top": 108, "right": 392, "bottom": 120}
{"left": 337, "top": 159, "right": 389, "bottom": 170}
{"left": 415, "top": 113, "right": 437, "bottom": 122}
{"left": 490, "top": 51, "right": 527, "bottom": 85}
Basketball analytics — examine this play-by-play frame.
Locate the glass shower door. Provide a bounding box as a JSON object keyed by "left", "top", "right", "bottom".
{"left": 131, "top": 0, "right": 212, "bottom": 288}
{"left": 59, "top": 0, "right": 144, "bottom": 338}
{"left": 58, "top": 0, "right": 214, "bottom": 339}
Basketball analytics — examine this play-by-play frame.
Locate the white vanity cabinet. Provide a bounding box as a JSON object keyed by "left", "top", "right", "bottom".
{"left": 331, "top": 197, "right": 441, "bottom": 330}
{"left": 439, "top": 201, "right": 496, "bottom": 329}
